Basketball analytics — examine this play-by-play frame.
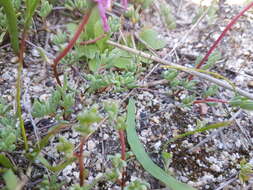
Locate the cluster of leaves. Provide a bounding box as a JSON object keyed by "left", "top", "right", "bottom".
{"left": 36, "top": 175, "right": 64, "bottom": 190}
{"left": 239, "top": 159, "right": 253, "bottom": 183}
{"left": 32, "top": 77, "right": 75, "bottom": 119}
{"left": 0, "top": 99, "right": 19, "bottom": 152}
{"left": 162, "top": 51, "right": 223, "bottom": 106}
{"left": 86, "top": 72, "right": 137, "bottom": 92}
{"left": 51, "top": 8, "right": 139, "bottom": 93}
{"left": 229, "top": 96, "right": 253, "bottom": 111}
{"left": 124, "top": 0, "right": 152, "bottom": 23}
{"left": 159, "top": 1, "right": 176, "bottom": 29}
{"left": 192, "top": 0, "right": 219, "bottom": 25}
{"left": 64, "top": 0, "right": 88, "bottom": 12}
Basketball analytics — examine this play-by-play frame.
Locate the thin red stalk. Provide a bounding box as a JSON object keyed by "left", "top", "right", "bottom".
{"left": 19, "top": 29, "right": 28, "bottom": 67}
{"left": 118, "top": 129, "right": 126, "bottom": 189}
{"left": 52, "top": 10, "right": 92, "bottom": 86}
{"left": 80, "top": 33, "right": 107, "bottom": 45}
{"left": 79, "top": 136, "right": 86, "bottom": 187}
{"left": 188, "top": 2, "right": 253, "bottom": 80}
{"left": 193, "top": 98, "right": 228, "bottom": 104}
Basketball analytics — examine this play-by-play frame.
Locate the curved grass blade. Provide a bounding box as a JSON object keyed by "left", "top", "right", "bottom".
{"left": 0, "top": 154, "right": 15, "bottom": 171}
{"left": 126, "top": 98, "right": 196, "bottom": 190}
{"left": 0, "top": 0, "right": 19, "bottom": 54}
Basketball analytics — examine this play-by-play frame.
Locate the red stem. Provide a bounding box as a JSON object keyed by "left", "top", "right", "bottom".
{"left": 80, "top": 33, "right": 107, "bottom": 45}
{"left": 79, "top": 136, "right": 86, "bottom": 186}
{"left": 19, "top": 29, "right": 28, "bottom": 67}
{"left": 188, "top": 2, "right": 253, "bottom": 80}
{"left": 193, "top": 98, "right": 228, "bottom": 104}
{"left": 52, "top": 10, "right": 92, "bottom": 86}
{"left": 118, "top": 129, "right": 126, "bottom": 189}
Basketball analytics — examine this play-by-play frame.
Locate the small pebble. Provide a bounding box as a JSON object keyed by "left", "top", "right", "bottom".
{"left": 87, "top": 141, "right": 96, "bottom": 151}
{"left": 247, "top": 81, "right": 253, "bottom": 88}
{"left": 10, "top": 56, "right": 19, "bottom": 64}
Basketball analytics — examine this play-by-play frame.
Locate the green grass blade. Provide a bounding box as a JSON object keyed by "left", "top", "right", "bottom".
{"left": 126, "top": 98, "right": 196, "bottom": 190}
{"left": 37, "top": 155, "right": 76, "bottom": 172}
{"left": 25, "top": 0, "right": 40, "bottom": 29}
{"left": 0, "top": 154, "right": 15, "bottom": 170}
{"left": 163, "top": 121, "right": 231, "bottom": 152}
{"left": 171, "top": 121, "right": 231, "bottom": 142}
{"left": 0, "top": 0, "right": 19, "bottom": 54}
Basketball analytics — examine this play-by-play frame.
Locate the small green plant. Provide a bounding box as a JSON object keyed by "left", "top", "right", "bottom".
{"left": 32, "top": 77, "right": 75, "bottom": 119}
{"left": 239, "top": 159, "right": 253, "bottom": 184}
{"left": 124, "top": 179, "right": 150, "bottom": 190}
{"left": 65, "top": 0, "right": 88, "bottom": 12}
{"left": 159, "top": 1, "right": 176, "bottom": 29}
{"left": 39, "top": 0, "right": 53, "bottom": 19}
{"left": 229, "top": 96, "right": 253, "bottom": 111}
{"left": 86, "top": 72, "right": 137, "bottom": 92}
{"left": 0, "top": 99, "right": 19, "bottom": 152}
{"left": 192, "top": 0, "right": 219, "bottom": 25}
{"left": 104, "top": 100, "right": 128, "bottom": 188}
{"left": 36, "top": 175, "right": 64, "bottom": 190}
{"left": 75, "top": 105, "right": 102, "bottom": 186}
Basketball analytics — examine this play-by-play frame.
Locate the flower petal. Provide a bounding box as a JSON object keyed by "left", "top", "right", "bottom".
{"left": 97, "top": 1, "right": 110, "bottom": 32}
{"left": 121, "top": 0, "right": 128, "bottom": 9}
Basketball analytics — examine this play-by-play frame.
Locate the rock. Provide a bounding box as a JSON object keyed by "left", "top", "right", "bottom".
{"left": 247, "top": 81, "right": 253, "bottom": 88}
{"left": 10, "top": 56, "right": 19, "bottom": 64}
{"left": 32, "top": 48, "right": 40, "bottom": 57}
{"left": 87, "top": 141, "right": 96, "bottom": 151}
{"left": 210, "top": 164, "right": 221, "bottom": 172}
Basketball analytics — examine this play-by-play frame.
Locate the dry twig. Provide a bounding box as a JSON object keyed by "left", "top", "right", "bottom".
{"left": 107, "top": 40, "right": 253, "bottom": 100}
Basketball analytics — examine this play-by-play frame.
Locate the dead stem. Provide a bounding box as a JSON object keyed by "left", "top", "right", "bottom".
{"left": 107, "top": 40, "right": 253, "bottom": 100}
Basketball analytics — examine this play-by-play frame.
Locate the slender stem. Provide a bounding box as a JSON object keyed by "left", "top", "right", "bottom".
{"left": 52, "top": 10, "right": 92, "bottom": 86}
{"left": 188, "top": 2, "right": 253, "bottom": 80}
{"left": 80, "top": 33, "right": 107, "bottom": 45}
{"left": 193, "top": 98, "right": 228, "bottom": 104}
{"left": 118, "top": 129, "right": 126, "bottom": 189}
{"left": 17, "top": 30, "right": 28, "bottom": 151}
{"left": 79, "top": 136, "right": 86, "bottom": 186}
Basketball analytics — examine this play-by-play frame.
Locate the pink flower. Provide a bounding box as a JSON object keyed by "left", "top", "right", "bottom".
{"left": 121, "top": 0, "right": 128, "bottom": 8}
{"left": 95, "top": 0, "right": 110, "bottom": 32}
{"left": 93, "top": 0, "right": 128, "bottom": 32}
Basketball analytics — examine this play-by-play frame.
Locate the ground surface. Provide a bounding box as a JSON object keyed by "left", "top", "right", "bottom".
{"left": 1, "top": 0, "right": 253, "bottom": 189}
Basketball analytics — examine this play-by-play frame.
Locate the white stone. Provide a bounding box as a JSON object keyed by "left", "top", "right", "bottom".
{"left": 87, "top": 141, "right": 96, "bottom": 151}
{"left": 210, "top": 164, "right": 221, "bottom": 172}
{"left": 153, "top": 141, "right": 161, "bottom": 150}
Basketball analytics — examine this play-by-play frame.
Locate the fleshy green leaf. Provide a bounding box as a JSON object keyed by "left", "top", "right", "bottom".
{"left": 229, "top": 96, "right": 253, "bottom": 111}
{"left": 3, "top": 169, "right": 19, "bottom": 190}
{"left": 0, "top": 154, "right": 15, "bottom": 170}
{"left": 126, "top": 98, "right": 196, "bottom": 190}
{"left": 139, "top": 28, "right": 166, "bottom": 50}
